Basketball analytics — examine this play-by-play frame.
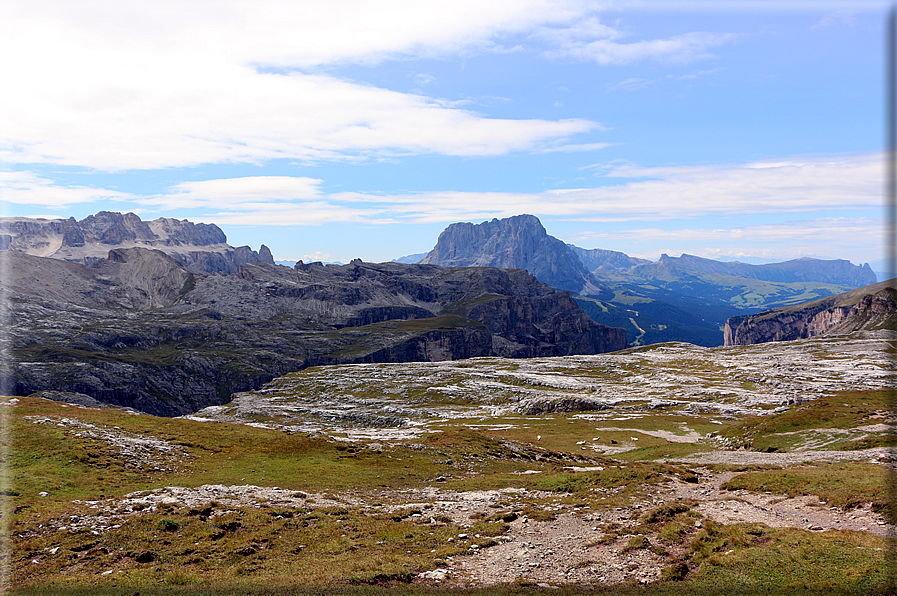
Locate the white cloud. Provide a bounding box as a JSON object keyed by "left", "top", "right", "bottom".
{"left": 572, "top": 218, "right": 879, "bottom": 245}
{"left": 537, "top": 142, "right": 614, "bottom": 153}
{"left": 147, "top": 177, "right": 324, "bottom": 210}
{"left": 0, "top": 63, "right": 596, "bottom": 170}
{"left": 0, "top": 171, "right": 133, "bottom": 207}
{"left": 606, "top": 77, "right": 659, "bottom": 91}
{"left": 590, "top": 152, "right": 881, "bottom": 218}
{"left": 302, "top": 251, "right": 336, "bottom": 263}
{"left": 622, "top": 1, "right": 886, "bottom": 12}
{"left": 539, "top": 15, "right": 738, "bottom": 66}
{"left": 0, "top": 0, "right": 606, "bottom": 171}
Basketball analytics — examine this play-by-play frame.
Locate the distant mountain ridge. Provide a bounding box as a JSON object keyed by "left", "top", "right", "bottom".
{"left": 622, "top": 253, "right": 875, "bottom": 287}
{"left": 417, "top": 214, "right": 876, "bottom": 346}
{"left": 0, "top": 211, "right": 273, "bottom": 275}
{"left": 568, "top": 245, "right": 650, "bottom": 275}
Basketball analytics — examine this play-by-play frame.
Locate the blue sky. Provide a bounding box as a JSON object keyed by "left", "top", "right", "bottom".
{"left": 0, "top": 0, "right": 888, "bottom": 272}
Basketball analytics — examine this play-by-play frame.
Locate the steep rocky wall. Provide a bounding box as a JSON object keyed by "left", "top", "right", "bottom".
{"left": 420, "top": 214, "right": 608, "bottom": 298}
{"left": 724, "top": 283, "right": 897, "bottom": 346}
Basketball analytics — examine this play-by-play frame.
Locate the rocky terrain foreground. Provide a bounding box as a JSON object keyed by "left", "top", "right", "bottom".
{"left": 7, "top": 331, "right": 896, "bottom": 595}
{"left": 2, "top": 248, "right": 624, "bottom": 416}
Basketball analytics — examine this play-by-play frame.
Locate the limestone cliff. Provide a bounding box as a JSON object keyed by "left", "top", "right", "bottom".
{"left": 0, "top": 211, "right": 273, "bottom": 274}
{"left": 724, "top": 280, "right": 897, "bottom": 346}
{"left": 3, "top": 249, "right": 626, "bottom": 415}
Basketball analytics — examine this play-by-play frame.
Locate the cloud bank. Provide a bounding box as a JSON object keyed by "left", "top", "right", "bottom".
{"left": 0, "top": 1, "right": 746, "bottom": 171}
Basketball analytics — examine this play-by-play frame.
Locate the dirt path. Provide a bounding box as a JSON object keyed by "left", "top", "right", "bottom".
{"left": 664, "top": 446, "right": 893, "bottom": 466}
{"left": 440, "top": 468, "right": 894, "bottom": 587}
{"left": 662, "top": 471, "right": 890, "bottom": 536}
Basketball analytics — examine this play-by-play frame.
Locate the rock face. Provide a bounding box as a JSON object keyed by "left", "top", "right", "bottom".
{"left": 420, "top": 215, "right": 608, "bottom": 298}
{"left": 568, "top": 246, "right": 649, "bottom": 275}
{"left": 724, "top": 280, "right": 897, "bottom": 346}
{"left": 0, "top": 211, "right": 273, "bottom": 274}
{"left": 3, "top": 249, "right": 626, "bottom": 416}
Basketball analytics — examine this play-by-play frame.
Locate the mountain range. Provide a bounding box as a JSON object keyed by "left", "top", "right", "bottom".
{"left": 2, "top": 209, "right": 891, "bottom": 415}
{"left": 0, "top": 214, "right": 625, "bottom": 415}
{"left": 0, "top": 211, "right": 273, "bottom": 275}
{"left": 418, "top": 214, "right": 877, "bottom": 346}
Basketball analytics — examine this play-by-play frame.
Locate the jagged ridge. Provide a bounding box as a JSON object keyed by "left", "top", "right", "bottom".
{"left": 0, "top": 211, "right": 273, "bottom": 275}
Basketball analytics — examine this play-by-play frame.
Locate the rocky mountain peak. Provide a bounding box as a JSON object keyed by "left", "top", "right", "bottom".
{"left": 421, "top": 214, "right": 607, "bottom": 298}
{"left": 79, "top": 211, "right": 157, "bottom": 245}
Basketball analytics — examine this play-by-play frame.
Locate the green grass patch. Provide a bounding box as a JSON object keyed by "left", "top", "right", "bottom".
{"left": 618, "top": 442, "right": 714, "bottom": 462}
{"left": 685, "top": 521, "right": 894, "bottom": 594}
{"left": 532, "top": 463, "right": 680, "bottom": 495}
{"left": 719, "top": 389, "right": 892, "bottom": 452}
{"left": 13, "top": 504, "right": 470, "bottom": 591}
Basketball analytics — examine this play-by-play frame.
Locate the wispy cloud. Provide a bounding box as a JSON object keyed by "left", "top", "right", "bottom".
{"left": 540, "top": 18, "right": 738, "bottom": 66}
{"left": 302, "top": 251, "right": 336, "bottom": 263}
{"left": 536, "top": 142, "right": 614, "bottom": 153}
{"left": 145, "top": 177, "right": 324, "bottom": 210}
{"left": 623, "top": 1, "right": 885, "bottom": 12}
{"left": 571, "top": 218, "right": 878, "bottom": 245}
{"left": 606, "top": 77, "right": 659, "bottom": 91}
{"left": 178, "top": 152, "right": 885, "bottom": 231}
{"left": 0, "top": 171, "right": 133, "bottom": 207}
{"left": 811, "top": 10, "right": 860, "bottom": 30}
{"left": 5, "top": 152, "right": 878, "bottom": 220}
{"left": 568, "top": 217, "right": 881, "bottom": 264}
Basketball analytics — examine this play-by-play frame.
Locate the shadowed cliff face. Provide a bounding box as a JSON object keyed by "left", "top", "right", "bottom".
{"left": 2, "top": 249, "right": 626, "bottom": 416}
{"left": 0, "top": 211, "right": 273, "bottom": 275}
{"left": 724, "top": 281, "right": 897, "bottom": 346}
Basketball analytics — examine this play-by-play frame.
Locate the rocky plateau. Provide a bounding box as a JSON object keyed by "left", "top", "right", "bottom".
{"left": 190, "top": 331, "right": 894, "bottom": 444}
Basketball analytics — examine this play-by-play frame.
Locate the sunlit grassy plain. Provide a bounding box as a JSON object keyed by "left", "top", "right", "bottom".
{"left": 6, "top": 381, "right": 895, "bottom": 595}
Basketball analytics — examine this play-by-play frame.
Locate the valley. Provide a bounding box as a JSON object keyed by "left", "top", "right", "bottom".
{"left": 418, "top": 215, "right": 878, "bottom": 347}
